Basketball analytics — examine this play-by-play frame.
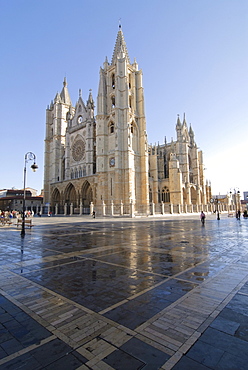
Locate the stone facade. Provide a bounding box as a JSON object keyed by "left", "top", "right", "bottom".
{"left": 43, "top": 27, "right": 211, "bottom": 216}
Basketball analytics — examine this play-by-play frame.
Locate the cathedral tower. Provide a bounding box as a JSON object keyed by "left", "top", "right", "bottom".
{"left": 43, "top": 78, "right": 72, "bottom": 204}
{"left": 96, "top": 26, "right": 149, "bottom": 210}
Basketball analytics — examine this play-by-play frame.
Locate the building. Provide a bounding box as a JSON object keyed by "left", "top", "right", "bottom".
{"left": 0, "top": 189, "right": 43, "bottom": 213}
{"left": 43, "top": 26, "right": 212, "bottom": 216}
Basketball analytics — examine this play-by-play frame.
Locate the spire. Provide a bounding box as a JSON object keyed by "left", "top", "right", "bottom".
{"left": 189, "top": 124, "right": 194, "bottom": 135}
{"left": 176, "top": 114, "right": 182, "bottom": 129}
{"left": 60, "top": 77, "right": 72, "bottom": 105}
{"left": 87, "top": 89, "right": 94, "bottom": 109}
{"left": 183, "top": 112, "right": 187, "bottom": 126}
{"left": 189, "top": 124, "right": 195, "bottom": 145}
{"left": 111, "top": 27, "right": 130, "bottom": 65}
{"left": 54, "top": 92, "right": 61, "bottom": 103}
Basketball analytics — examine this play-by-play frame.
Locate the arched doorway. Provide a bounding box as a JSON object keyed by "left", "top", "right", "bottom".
{"left": 51, "top": 188, "right": 61, "bottom": 213}
{"left": 190, "top": 186, "right": 197, "bottom": 204}
{"left": 64, "top": 183, "right": 77, "bottom": 213}
{"left": 81, "top": 181, "right": 93, "bottom": 213}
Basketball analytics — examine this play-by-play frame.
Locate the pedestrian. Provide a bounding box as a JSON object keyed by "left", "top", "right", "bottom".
{"left": 200, "top": 211, "right": 206, "bottom": 225}
{"left": 92, "top": 210, "right": 95, "bottom": 218}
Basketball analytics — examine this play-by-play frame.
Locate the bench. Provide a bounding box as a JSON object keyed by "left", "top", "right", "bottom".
{"left": 0, "top": 218, "right": 12, "bottom": 226}
{"left": 17, "top": 218, "right": 33, "bottom": 228}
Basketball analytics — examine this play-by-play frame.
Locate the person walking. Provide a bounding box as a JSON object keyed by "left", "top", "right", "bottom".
{"left": 200, "top": 211, "right": 206, "bottom": 225}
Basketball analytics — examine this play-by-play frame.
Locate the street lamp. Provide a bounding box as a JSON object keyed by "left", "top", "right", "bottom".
{"left": 21, "top": 152, "right": 38, "bottom": 237}
{"left": 210, "top": 197, "right": 220, "bottom": 220}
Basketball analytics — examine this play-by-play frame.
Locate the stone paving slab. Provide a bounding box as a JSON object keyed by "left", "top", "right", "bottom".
{"left": 0, "top": 214, "right": 248, "bottom": 369}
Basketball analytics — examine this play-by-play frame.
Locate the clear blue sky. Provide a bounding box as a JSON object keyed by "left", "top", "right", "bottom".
{"left": 1, "top": 0, "right": 247, "bottom": 197}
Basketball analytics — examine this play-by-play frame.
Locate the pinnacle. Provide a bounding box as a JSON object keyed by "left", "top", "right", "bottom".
{"left": 111, "top": 28, "right": 130, "bottom": 65}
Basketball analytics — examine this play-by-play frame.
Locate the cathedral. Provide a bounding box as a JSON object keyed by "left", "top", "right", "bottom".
{"left": 43, "top": 26, "right": 211, "bottom": 216}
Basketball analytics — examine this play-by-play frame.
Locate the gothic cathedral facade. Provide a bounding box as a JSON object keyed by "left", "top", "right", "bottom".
{"left": 43, "top": 27, "right": 211, "bottom": 216}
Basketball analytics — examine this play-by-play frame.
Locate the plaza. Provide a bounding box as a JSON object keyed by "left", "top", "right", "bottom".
{"left": 0, "top": 214, "right": 248, "bottom": 369}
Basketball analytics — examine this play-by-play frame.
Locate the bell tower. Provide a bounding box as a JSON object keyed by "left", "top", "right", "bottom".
{"left": 96, "top": 26, "right": 149, "bottom": 210}
{"left": 43, "top": 78, "right": 72, "bottom": 204}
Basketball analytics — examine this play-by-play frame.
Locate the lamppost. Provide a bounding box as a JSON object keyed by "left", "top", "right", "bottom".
{"left": 210, "top": 197, "right": 220, "bottom": 220}
{"left": 21, "top": 152, "right": 38, "bottom": 237}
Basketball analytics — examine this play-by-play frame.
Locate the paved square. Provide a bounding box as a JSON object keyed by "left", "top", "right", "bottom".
{"left": 1, "top": 214, "right": 248, "bottom": 369}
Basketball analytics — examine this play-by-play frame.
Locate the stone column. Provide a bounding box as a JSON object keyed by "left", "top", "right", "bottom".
{"left": 64, "top": 203, "right": 67, "bottom": 216}
{"left": 111, "top": 201, "right": 114, "bottom": 216}
{"left": 151, "top": 202, "right": 155, "bottom": 215}
{"left": 79, "top": 202, "right": 82, "bottom": 215}
{"left": 130, "top": 200, "right": 135, "bottom": 218}
{"left": 120, "top": 200, "right": 123, "bottom": 216}
{"left": 55, "top": 204, "right": 58, "bottom": 215}
{"left": 170, "top": 203, "right": 173, "bottom": 214}
{"left": 161, "top": 202, "right": 164, "bottom": 215}
{"left": 90, "top": 202, "right": 94, "bottom": 215}
{"left": 70, "top": 203, "right": 73, "bottom": 216}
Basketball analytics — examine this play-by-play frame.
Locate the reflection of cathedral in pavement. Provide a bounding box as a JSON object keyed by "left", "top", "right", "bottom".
{"left": 43, "top": 26, "right": 211, "bottom": 216}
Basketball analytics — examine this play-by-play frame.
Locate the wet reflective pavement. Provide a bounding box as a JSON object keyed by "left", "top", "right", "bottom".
{"left": 1, "top": 214, "right": 248, "bottom": 369}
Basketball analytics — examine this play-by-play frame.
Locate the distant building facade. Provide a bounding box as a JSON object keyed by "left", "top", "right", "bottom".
{"left": 43, "top": 27, "right": 212, "bottom": 216}
{"left": 0, "top": 189, "right": 43, "bottom": 213}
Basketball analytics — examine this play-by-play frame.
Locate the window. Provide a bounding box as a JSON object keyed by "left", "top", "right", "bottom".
{"left": 162, "top": 187, "right": 170, "bottom": 203}
{"left": 112, "top": 74, "right": 115, "bottom": 89}
{"left": 110, "top": 122, "right": 115, "bottom": 134}
{"left": 111, "top": 96, "right": 115, "bottom": 108}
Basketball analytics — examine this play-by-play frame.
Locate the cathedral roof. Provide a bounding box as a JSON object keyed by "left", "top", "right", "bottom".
{"left": 111, "top": 26, "right": 130, "bottom": 65}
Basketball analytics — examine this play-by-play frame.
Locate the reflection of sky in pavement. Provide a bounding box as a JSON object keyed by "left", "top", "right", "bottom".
{"left": 2, "top": 217, "right": 248, "bottom": 315}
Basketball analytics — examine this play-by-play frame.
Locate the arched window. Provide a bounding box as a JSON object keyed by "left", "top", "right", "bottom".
{"left": 112, "top": 74, "right": 115, "bottom": 89}
{"left": 109, "top": 122, "right": 115, "bottom": 134}
{"left": 128, "top": 74, "right": 131, "bottom": 89}
{"left": 79, "top": 167, "right": 82, "bottom": 177}
{"left": 129, "top": 96, "right": 132, "bottom": 109}
{"left": 188, "top": 154, "right": 192, "bottom": 170}
{"left": 111, "top": 96, "right": 115, "bottom": 108}
{"left": 71, "top": 170, "right": 74, "bottom": 179}
{"left": 75, "top": 168, "right": 78, "bottom": 178}
{"left": 83, "top": 165, "right": 86, "bottom": 176}
{"left": 162, "top": 187, "right": 170, "bottom": 203}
